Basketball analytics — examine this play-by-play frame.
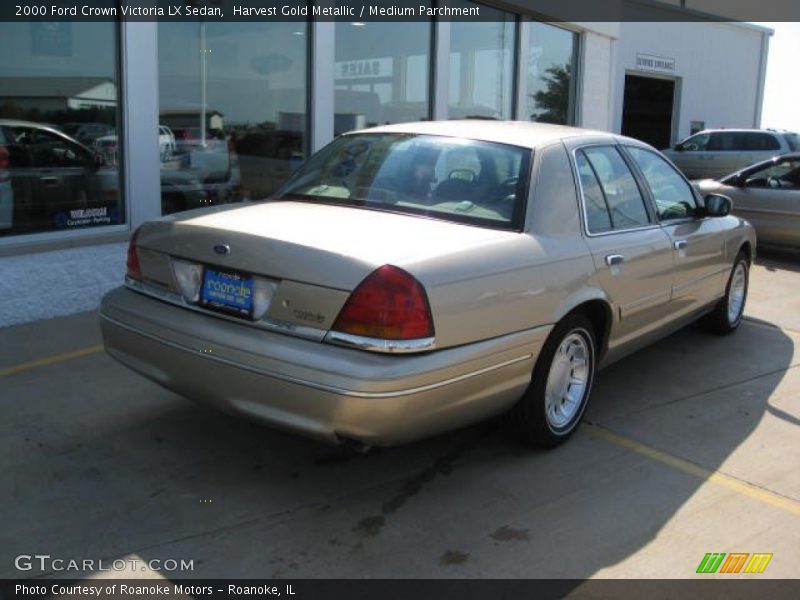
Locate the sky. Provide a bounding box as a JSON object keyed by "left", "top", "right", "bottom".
{"left": 757, "top": 22, "right": 800, "bottom": 132}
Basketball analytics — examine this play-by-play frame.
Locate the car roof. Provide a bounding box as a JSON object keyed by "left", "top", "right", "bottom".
{"left": 350, "top": 120, "right": 615, "bottom": 150}
{"left": 718, "top": 152, "right": 800, "bottom": 181}
{"left": 0, "top": 119, "right": 94, "bottom": 149}
{"left": 743, "top": 151, "right": 800, "bottom": 166}
{"left": 0, "top": 118, "right": 70, "bottom": 134}
{"left": 693, "top": 128, "right": 798, "bottom": 135}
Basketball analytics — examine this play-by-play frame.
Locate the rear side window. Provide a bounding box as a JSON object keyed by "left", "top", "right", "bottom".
{"left": 738, "top": 132, "right": 781, "bottom": 151}
{"left": 626, "top": 146, "right": 698, "bottom": 220}
{"left": 708, "top": 132, "right": 737, "bottom": 151}
{"left": 576, "top": 146, "right": 650, "bottom": 233}
{"left": 785, "top": 133, "right": 800, "bottom": 152}
{"left": 575, "top": 152, "right": 612, "bottom": 233}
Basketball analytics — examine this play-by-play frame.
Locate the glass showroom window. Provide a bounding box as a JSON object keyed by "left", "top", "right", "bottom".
{"left": 448, "top": 1, "right": 516, "bottom": 120}
{"left": 158, "top": 22, "right": 308, "bottom": 214}
{"left": 0, "top": 22, "right": 122, "bottom": 237}
{"left": 333, "top": 19, "right": 432, "bottom": 136}
{"left": 526, "top": 23, "right": 578, "bottom": 125}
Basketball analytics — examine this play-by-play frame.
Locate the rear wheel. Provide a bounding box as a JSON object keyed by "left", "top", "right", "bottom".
{"left": 511, "top": 313, "right": 597, "bottom": 447}
{"left": 700, "top": 252, "right": 749, "bottom": 334}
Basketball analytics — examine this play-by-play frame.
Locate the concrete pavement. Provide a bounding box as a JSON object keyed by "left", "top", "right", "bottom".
{"left": 1, "top": 250, "right": 799, "bottom": 581}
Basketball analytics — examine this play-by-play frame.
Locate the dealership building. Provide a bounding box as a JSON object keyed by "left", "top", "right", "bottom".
{"left": 0, "top": 1, "right": 771, "bottom": 326}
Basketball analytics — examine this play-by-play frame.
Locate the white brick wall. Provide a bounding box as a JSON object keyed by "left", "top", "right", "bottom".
{"left": 579, "top": 31, "right": 615, "bottom": 131}
{"left": 0, "top": 243, "right": 126, "bottom": 328}
{"left": 614, "top": 21, "right": 768, "bottom": 140}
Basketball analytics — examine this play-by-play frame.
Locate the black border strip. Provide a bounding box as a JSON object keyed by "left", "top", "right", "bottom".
{"left": 2, "top": 0, "right": 799, "bottom": 22}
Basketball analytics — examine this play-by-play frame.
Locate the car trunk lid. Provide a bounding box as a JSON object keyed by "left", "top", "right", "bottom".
{"left": 131, "top": 200, "right": 517, "bottom": 337}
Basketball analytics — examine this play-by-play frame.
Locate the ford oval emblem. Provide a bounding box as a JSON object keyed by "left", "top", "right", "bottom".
{"left": 213, "top": 244, "right": 231, "bottom": 255}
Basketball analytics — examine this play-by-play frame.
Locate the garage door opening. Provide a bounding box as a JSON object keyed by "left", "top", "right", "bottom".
{"left": 622, "top": 74, "right": 676, "bottom": 150}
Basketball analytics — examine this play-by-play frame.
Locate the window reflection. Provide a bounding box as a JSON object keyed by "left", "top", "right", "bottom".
{"left": 0, "top": 22, "right": 122, "bottom": 236}
{"left": 158, "top": 22, "right": 308, "bottom": 214}
{"left": 334, "top": 19, "right": 432, "bottom": 135}
{"left": 449, "top": 1, "right": 516, "bottom": 120}
{"left": 527, "top": 23, "right": 578, "bottom": 125}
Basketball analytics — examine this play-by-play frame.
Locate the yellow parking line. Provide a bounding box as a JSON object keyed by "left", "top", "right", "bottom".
{"left": 0, "top": 344, "right": 104, "bottom": 378}
{"left": 584, "top": 423, "right": 800, "bottom": 517}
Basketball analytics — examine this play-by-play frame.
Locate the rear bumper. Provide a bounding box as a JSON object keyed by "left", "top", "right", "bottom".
{"left": 100, "top": 286, "right": 549, "bottom": 445}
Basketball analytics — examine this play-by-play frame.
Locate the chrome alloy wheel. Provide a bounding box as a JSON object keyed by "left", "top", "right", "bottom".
{"left": 544, "top": 330, "right": 592, "bottom": 430}
{"left": 727, "top": 262, "right": 747, "bottom": 325}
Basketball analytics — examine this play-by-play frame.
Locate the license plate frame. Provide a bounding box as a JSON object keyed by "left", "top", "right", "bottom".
{"left": 199, "top": 267, "right": 254, "bottom": 318}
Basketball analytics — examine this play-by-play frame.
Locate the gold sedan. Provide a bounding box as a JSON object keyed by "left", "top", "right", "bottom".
{"left": 100, "top": 121, "right": 755, "bottom": 448}
{"left": 696, "top": 153, "right": 800, "bottom": 248}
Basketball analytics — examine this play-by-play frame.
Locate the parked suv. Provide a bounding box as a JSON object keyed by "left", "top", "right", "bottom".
{"left": 663, "top": 129, "right": 800, "bottom": 180}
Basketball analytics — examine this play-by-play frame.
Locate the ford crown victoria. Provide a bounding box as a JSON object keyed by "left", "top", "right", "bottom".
{"left": 100, "top": 121, "right": 755, "bottom": 448}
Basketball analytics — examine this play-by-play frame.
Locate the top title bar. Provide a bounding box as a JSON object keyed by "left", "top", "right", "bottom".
{"left": 2, "top": 0, "right": 799, "bottom": 22}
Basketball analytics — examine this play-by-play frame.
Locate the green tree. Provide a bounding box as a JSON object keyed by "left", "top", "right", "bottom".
{"left": 530, "top": 64, "right": 572, "bottom": 124}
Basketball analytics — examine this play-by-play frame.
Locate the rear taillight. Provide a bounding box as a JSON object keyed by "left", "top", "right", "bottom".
{"left": 331, "top": 265, "right": 434, "bottom": 341}
{"left": 126, "top": 226, "right": 143, "bottom": 281}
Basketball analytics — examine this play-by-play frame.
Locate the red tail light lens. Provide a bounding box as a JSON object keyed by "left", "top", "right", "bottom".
{"left": 332, "top": 265, "right": 434, "bottom": 340}
{"left": 126, "top": 227, "right": 143, "bottom": 281}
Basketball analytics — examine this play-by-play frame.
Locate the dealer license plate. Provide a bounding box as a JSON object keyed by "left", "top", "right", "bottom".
{"left": 200, "top": 268, "right": 254, "bottom": 317}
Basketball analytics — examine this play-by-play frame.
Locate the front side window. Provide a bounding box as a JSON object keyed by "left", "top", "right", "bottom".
{"left": 742, "top": 158, "right": 800, "bottom": 189}
{"left": 627, "top": 146, "right": 698, "bottom": 220}
{"left": 276, "top": 134, "right": 530, "bottom": 230}
{"left": 785, "top": 133, "right": 800, "bottom": 152}
{"left": 0, "top": 22, "right": 122, "bottom": 237}
{"left": 677, "top": 133, "right": 710, "bottom": 152}
{"left": 576, "top": 146, "right": 650, "bottom": 232}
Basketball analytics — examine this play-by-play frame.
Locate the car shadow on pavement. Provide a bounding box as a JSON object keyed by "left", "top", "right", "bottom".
{"left": 1, "top": 314, "right": 795, "bottom": 580}
{"left": 757, "top": 245, "right": 800, "bottom": 273}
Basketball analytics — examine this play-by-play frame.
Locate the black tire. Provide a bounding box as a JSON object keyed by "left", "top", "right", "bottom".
{"left": 700, "top": 251, "right": 749, "bottom": 335}
{"left": 510, "top": 313, "right": 597, "bottom": 448}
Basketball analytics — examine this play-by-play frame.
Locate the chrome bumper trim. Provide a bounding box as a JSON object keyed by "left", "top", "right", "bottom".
{"left": 324, "top": 330, "right": 436, "bottom": 354}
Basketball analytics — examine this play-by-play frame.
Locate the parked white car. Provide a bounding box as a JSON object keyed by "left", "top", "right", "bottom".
{"left": 93, "top": 125, "right": 177, "bottom": 165}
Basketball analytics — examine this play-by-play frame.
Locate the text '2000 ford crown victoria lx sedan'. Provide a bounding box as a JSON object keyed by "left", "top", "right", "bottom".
{"left": 100, "top": 121, "right": 755, "bottom": 449}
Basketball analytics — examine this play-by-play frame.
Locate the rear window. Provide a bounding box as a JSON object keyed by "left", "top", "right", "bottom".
{"left": 786, "top": 133, "right": 800, "bottom": 152}
{"left": 275, "top": 133, "right": 531, "bottom": 230}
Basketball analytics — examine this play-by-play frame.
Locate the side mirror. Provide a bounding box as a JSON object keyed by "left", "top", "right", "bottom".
{"left": 704, "top": 193, "right": 732, "bottom": 217}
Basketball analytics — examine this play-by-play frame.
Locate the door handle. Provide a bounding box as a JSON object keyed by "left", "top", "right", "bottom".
{"left": 40, "top": 176, "right": 59, "bottom": 185}
{"left": 674, "top": 240, "right": 688, "bottom": 250}
{"left": 605, "top": 254, "right": 625, "bottom": 267}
